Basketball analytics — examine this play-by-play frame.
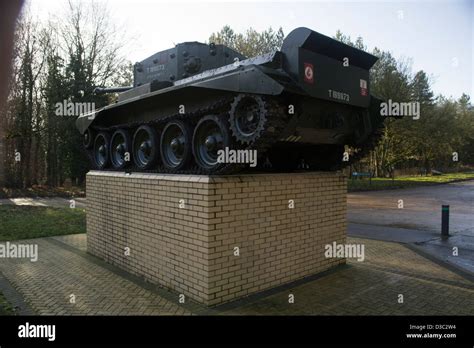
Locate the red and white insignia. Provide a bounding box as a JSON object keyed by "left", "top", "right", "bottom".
{"left": 360, "top": 79, "right": 368, "bottom": 96}
{"left": 304, "top": 63, "right": 314, "bottom": 84}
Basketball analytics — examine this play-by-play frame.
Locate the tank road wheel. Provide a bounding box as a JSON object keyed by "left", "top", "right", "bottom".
{"left": 110, "top": 129, "right": 131, "bottom": 170}
{"left": 192, "top": 115, "right": 230, "bottom": 171}
{"left": 132, "top": 125, "right": 159, "bottom": 170}
{"left": 160, "top": 120, "right": 192, "bottom": 171}
{"left": 229, "top": 94, "right": 267, "bottom": 144}
{"left": 83, "top": 128, "right": 94, "bottom": 149}
{"left": 93, "top": 132, "right": 111, "bottom": 169}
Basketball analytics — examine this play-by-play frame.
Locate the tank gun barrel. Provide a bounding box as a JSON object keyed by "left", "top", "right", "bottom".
{"left": 94, "top": 86, "right": 133, "bottom": 95}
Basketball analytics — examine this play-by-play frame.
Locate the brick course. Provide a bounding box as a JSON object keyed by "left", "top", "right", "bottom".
{"left": 86, "top": 171, "right": 346, "bottom": 305}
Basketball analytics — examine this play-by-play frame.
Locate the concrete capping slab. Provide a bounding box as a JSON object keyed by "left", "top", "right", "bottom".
{"left": 87, "top": 170, "right": 345, "bottom": 184}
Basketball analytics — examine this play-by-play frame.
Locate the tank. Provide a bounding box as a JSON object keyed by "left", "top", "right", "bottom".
{"left": 76, "top": 27, "right": 384, "bottom": 174}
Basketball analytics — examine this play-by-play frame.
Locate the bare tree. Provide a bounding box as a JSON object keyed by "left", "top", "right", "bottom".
{"left": 2, "top": 0, "right": 129, "bottom": 188}
{"left": 4, "top": 10, "right": 48, "bottom": 187}
{"left": 59, "top": 0, "right": 127, "bottom": 89}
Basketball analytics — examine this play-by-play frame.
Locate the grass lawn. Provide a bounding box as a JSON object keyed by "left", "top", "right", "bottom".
{"left": 348, "top": 172, "right": 474, "bottom": 192}
{"left": 0, "top": 205, "right": 86, "bottom": 241}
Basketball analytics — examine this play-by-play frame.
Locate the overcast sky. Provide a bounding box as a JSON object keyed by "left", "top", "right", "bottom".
{"left": 28, "top": 0, "right": 473, "bottom": 99}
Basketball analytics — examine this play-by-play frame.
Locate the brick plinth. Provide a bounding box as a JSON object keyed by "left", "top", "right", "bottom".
{"left": 86, "top": 171, "right": 347, "bottom": 305}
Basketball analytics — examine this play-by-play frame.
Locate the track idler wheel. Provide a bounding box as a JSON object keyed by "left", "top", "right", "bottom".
{"left": 110, "top": 129, "right": 131, "bottom": 170}
{"left": 132, "top": 125, "right": 159, "bottom": 170}
{"left": 229, "top": 94, "right": 267, "bottom": 144}
{"left": 93, "top": 132, "right": 111, "bottom": 169}
{"left": 192, "top": 115, "right": 231, "bottom": 171}
{"left": 160, "top": 120, "right": 193, "bottom": 171}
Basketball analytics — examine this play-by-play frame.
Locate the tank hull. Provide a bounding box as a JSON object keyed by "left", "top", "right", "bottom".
{"left": 76, "top": 27, "right": 385, "bottom": 174}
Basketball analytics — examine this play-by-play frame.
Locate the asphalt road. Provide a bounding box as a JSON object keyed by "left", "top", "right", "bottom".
{"left": 348, "top": 180, "right": 474, "bottom": 277}
{"left": 348, "top": 180, "right": 474, "bottom": 235}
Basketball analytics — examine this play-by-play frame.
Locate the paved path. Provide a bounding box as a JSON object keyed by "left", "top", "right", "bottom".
{"left": 0, "top": 235, "right": 192, "bottom": 315}
{"left": 0, "top": 234, "right": 472, "bottom": 315}
{"left": 0, "top": 197, "right": 86, "bottom": 209}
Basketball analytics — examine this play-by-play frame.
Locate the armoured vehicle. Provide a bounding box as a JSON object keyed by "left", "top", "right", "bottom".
{"left": 76, "top": 27, "right": 384, "bottom": 174}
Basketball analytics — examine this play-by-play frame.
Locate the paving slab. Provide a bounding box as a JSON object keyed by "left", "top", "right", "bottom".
{"left": 411, "top": 232, "right": 474, "bottom": 278}
{"left": 0, "top": 236, "right": 194, "bottom": 315}
{"left": 0, "top": 234, "right": 473, "bottom": 315}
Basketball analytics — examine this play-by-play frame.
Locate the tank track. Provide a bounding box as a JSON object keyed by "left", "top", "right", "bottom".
{"left": 266, "top": 113, "right": 385, "bottom": 172}
{"left": 86, "top": 94, "right": 292, "bottom": 175}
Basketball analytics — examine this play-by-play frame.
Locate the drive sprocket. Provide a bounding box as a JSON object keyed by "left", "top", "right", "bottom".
{"left": 229, "top": 94, "right": 267, "bottom": 144}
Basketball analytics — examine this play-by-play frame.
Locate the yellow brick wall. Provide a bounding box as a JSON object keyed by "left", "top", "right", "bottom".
{"left": 86, "top": 171, "right": 346, "bottom": 305}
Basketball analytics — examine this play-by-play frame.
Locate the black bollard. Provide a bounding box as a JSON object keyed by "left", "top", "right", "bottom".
{"left": 441, "top": 205, "right": 449, "bottom": 237}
